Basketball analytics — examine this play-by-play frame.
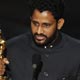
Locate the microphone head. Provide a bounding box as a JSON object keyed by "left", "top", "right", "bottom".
{"left": 32, "top": 54, "right": 41, "bottom": 69}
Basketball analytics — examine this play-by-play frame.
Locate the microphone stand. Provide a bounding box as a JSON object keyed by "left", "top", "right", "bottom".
{"left": 32, "top": 54, "right": 43, "bottom": 80}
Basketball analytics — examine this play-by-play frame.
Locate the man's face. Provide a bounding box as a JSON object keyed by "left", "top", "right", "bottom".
{"left": 31, "top": 9, "right": 63, "bottom": 46}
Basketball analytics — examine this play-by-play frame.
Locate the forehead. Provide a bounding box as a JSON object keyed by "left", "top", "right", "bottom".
{"left": 31, "top": 9, "right": 55, "bottom": 21}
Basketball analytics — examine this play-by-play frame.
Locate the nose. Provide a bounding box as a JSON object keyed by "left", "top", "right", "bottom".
{"left": 37, "top": 26, "right": 43, "bottom": 34}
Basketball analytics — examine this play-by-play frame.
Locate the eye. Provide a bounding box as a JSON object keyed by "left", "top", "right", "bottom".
{"left": 32, "top": 21, "right": 39, "bottom": 27}
{"left": 43, "top": 23, "right": 51, "bottom": 28}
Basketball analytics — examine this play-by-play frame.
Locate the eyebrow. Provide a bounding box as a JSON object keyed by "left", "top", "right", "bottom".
{"left": 31, "top": 19, "right": 39, "bottom": 24}
{"left": 31, "top": 19, "right": 52, "bottom": 24}
{"left": 42, "top": 22, "right": 52, "bottom": 25}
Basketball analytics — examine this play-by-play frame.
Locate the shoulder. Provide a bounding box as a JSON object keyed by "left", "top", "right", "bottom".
{"left": 6, "top": 32, "right": 33, "bottom": 58}
{"left": 61, "top": 32, "right": 80, "bottom": 43}
{"left": 7, "top": 32, "right": 32, "bottom": 47}
{"left": 60, "top": 32, "right": 80, "bottom": 60}
{"left": 61, "top": 32, "right": 80, "bottom": 48}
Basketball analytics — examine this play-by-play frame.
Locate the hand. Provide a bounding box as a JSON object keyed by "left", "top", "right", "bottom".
{"left": 0, "top": 58, "right": 9, "bottom": 76}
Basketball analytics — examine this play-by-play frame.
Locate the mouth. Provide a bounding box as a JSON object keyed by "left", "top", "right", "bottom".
{"left": 35, "top": 35, "right": 46, "bottom": 41}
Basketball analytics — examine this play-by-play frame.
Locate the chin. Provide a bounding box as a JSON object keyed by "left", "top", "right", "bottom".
{"left": 36, "top": 41, "right": 45, "bottom": 45}
{"left": 35, "top": 40, "right": 46, "bottom": 46}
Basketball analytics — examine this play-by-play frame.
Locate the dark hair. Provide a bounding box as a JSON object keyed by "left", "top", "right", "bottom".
{"left": 29, "top": 0, "right": 65, "bottom": 20}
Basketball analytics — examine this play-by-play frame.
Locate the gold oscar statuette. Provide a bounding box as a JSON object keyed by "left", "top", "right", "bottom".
{"left": 0, "top": 29, "right": 7, "bottom": 80}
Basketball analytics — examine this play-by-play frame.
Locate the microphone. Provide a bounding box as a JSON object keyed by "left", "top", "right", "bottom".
{"left": 32, "top": 54, "right": 43, "bottom": 80}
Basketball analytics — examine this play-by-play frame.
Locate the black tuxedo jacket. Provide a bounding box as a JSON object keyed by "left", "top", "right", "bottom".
{"left": 7, "top": 32, "right": 80, "bottom": 80}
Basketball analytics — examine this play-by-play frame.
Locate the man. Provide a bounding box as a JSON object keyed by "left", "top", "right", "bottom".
{"left": 0, "top": 0, "right": 80, "bottom": 80}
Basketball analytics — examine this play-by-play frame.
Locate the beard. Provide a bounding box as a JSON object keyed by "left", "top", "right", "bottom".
{"left": 33, "top": 30, "right": 58, "bottom": 47}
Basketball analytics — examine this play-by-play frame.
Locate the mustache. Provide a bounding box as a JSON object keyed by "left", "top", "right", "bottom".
{"left": 34, "top": 33, "right": 47, "bottom": 38}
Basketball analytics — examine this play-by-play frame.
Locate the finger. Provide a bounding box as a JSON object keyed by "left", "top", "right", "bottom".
{"left": 3, "top": 58, "right": 9, "bottom": 64}
{"left": 0, "top": 62, "right": 6, "bottom": 76}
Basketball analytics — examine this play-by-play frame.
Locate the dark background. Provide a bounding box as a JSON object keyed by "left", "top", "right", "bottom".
{"left": 0, "top": 0, "right": 80, "bottom": 40}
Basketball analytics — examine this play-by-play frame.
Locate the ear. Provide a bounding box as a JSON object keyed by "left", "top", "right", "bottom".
{"left": 57, "top": 18, "right": 65, "bottom": 30}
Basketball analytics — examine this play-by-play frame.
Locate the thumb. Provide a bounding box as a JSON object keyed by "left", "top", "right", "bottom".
{"left": 3, "top": 58, "right": 9, "bottom": 64}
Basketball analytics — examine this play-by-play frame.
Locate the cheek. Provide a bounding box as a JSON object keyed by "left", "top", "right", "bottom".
{"left": 31, "top": 25, "right": 36, "bottom": 34}
{"left": 45, "top": 27, "right": 57, "bottom": 38}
